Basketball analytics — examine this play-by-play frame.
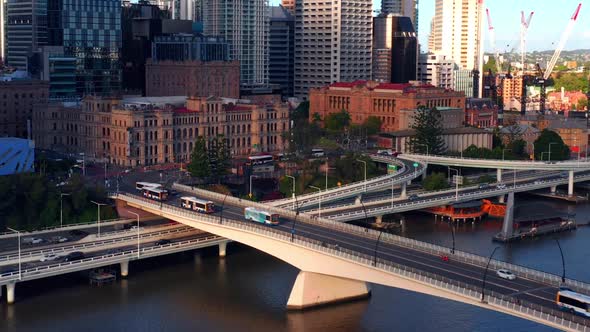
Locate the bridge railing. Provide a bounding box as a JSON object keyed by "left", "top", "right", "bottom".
{"left": 401, "top": 153, "right": 590, "bottom": 165}
{"left": 0, "top": 218, "right": 134, "bottom": 239}
{"left": 132, "top": 188, "right": 590, "bottom": 298}
{"left": 113, "top": 193, "right": 589, "bottom": 330}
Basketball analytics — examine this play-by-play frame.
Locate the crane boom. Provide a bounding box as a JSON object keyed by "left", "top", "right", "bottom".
{"left": 485, "top": 8, "right": 501, "bottom": 73}
{"left": 544, "top": 3, "right": 582, "bottom": 79}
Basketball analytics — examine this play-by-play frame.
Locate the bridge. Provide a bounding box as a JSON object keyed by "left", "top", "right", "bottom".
{"left": 110, "top": 185, "right": 590, "bottom": 331}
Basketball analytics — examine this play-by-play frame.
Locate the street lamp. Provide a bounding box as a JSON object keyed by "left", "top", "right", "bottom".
{"left": 449, "top": 221, "right": 456, "bottom": 254}
{"left": 291, "top": 194, "right": 300, "bottom": 242}
{"left": 91, "top": 201, "right": 106, "bottom": 237}
{"left": 554, "top": 238, "right": 566, "bottom": 284}
{"left": 527, "top": 142, "right": 535, "bottom": 161}
{"left": 286, "top": 175, "right": 296, "bottom": 211}
{"left": 126, "top": 210, "right": 141, "bottom": 259}
{"left": 60, "top": 193, "right": 71, "bottom": 228}
{"left": 541, "top": 151, "right": 549, "bottom": 161}
{"left": 416, "top": 143, "right": 430, "bottom": 156}
{"left": 310, "top": 186, "right": 322, "bottom": 218}
{"left": 481, "top": 246, "right": 500, "bottom": 303}
{"left": 324, "top": 159, "right": 335, "bottom": 191}
{"left": 449, "top": 167, "right": 459, "bottom": 201}
{"left": 7, "top": 227, "right": 21, "bottom": 280}
{"left": 502, "top": 148, "right": 511, "bottom": 161}
{"left": 356, "top": 159, "right": 367, "bottom": 192}
{"left": 549, "top": 142, "right": 558, "bottom": 162}
{"left": 249, "top": 175, "right": 258, "bottom": 199}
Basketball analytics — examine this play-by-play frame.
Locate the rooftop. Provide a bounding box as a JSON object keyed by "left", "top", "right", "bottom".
{"left": 381, "top": 127, "right": 490, "bottom": 137}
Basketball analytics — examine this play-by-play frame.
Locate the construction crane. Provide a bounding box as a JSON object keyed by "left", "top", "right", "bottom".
{"left": 519, "top": 11, "right": 534, "bottom": 75}
{"left": 485, "top": 8, "right": 501, "bottom": 73}
{"left": 522, "top": 3, "right": 582, "bottom": 115}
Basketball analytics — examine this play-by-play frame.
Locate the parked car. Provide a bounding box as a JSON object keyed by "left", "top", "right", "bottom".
{"left": 478, "top": 183, "right": 490, "bottom": 189}
{"left": 155, "top": 239, "right": 172, "bottom": 246}
{"left": 408, "top": 194, "right": 419, "bottom": 201}
{"left": 496, "top": 183, "right": 507, "bottom": 189}
{"left": 64, "top": 251, "right": 85, "bottom": 262}
{"left": 39, "top": 253, "right": 59, "bottom": 262}
{"left": 496, "top": 269, "right": 517, "bottom": 280}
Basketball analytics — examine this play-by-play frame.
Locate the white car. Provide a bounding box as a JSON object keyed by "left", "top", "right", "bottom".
{"left": 56, "top": 236, "right": 68, "bottom": 243}
{"left": 39, "top": 253, "right": 58, "bottom": 262}
{"left": 496, "top": 269, "right": 517, "bottom": 280}
{"left": 496, "top": 183, "right": 507, "bottom": 189}
{"left": 31, "top": 238, "right": 44, "bottom": 244}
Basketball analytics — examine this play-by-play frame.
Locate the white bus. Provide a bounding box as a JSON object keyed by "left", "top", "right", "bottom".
{"left": 556, "top": 288, "right": 590, "bottom": 317}
{"left": 136, "top": 182, "right": 162, "bottom": 190}
{"left": 142, "top": 187, "right": 169, "bottom": 201}
{"left": 244, "top": 207, "right": 279, "bottom": 225}
{"left": 180, "top": 196, "right": 215, "bottom": 214}
{"left": 248, "top": 155, "right": 273, "bottom": 166}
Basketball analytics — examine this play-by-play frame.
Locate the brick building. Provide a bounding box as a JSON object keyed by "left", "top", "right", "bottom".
{"left": 547, "top": 90, "right": 588, "bottom": 111}
{"left": 0, "top": 78, "right": 49, "bottom": 138}
{"left": 465, "top": 98, "right": 499, "bottom": 128}
{"left": 502, "top": 76, "right": 523, "bottom": 110}
{"left": 145, "top": 60, "right": 240, "bottom": 99}
{"left": 33, "top": 95, "right": 289, "bottom": 166}
{"left": 309, "top": 80, "right": 465, "bottom": 132}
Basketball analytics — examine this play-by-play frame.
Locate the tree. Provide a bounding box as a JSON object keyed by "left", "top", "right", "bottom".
{"left": 509, "top": 139, "right": 527, "bottom": 157}
{"left": 422, "top": 173, "right": 449, "bottom": 191}
{"left": 577, "top": 97, "right": 588, "bottom": 110}
{"left": 483, "top": 57, "right": 498, "bottom": 74}
{"left": 553, "top": 73, "right": 588, "bottom": 94}
{"left": 324, "top": 110, "right": 351, "bottom": 134}
{"left": 209, "top": 135, "right": 231, "bottom": 183}
{"left": 187, "top": 136, "right": 210, "bottom": 179}
{"left": 363, "top": 116, "right": 382, "bottom": 135}
{"left": 534, "top": 129, "right": 570, "bottom": 161}
{"left": 409, "top": 106, "right": 446, "bottom": 155}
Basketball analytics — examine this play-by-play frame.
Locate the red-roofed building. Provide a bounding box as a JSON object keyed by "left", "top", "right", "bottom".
{"left": 309, "top": 80, "right": 465, "bottom": 132}
{"left": 548, "top": 90, "right": 588, "bottom": 111}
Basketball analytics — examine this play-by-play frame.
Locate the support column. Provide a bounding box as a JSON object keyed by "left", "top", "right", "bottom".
{"left": 496, "top": 169, "right": 502, "bottom": 183}
{"left": 354, "top": 196, "right": 362, "bottom": 205}
{"left": 120, "top": 261, "right": 129, "bottom": 278}
{"left": 400, "top": 183, "right": 407, "bottom": 199}
{"left": 499, "top": 192, "right": 515, "bottom": 240}
{"left": 375, "top": 215, "right": 383, "bottom": 224}
{"left": 498, "top": 195, "right": 505, "bottom": 203}
{"left": 218, "top": 241, "right": 227, "bottom": 258}
{"left": 568, "top": 170, "right": 574, "bottom": 197}
{"left": 6, "top": 283, "right": 15, "bottom": 304}
{"left": 550, "top": 186, "right": 557, "bottom": 194}
{"left": 286, "top": 271, "right": 370, "bottom": 310}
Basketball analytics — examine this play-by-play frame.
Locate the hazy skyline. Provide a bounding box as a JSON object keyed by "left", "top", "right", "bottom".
{"left": 269, "top": 0, "right": 589, "bottom": 52}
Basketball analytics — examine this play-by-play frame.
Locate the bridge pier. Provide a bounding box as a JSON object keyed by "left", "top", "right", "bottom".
{"left": 286, "top": 271, "right": 370, "bottom": 310}
{"left": 568, "top": 170, "right": 574, "bottom": 196}
{"left": 497, "top": 192, "right": 515, "bottom": 241}
{"left": 498, "top": 194, "right": 505, "bottom": 204}
{"left": 375, "top": 215, "right": 383, "bottom": 224}
{"left": 551, "top": 186, "right": 557, "bottom": 193}
{"left": 400, "top": 183, "right": 407, "bottom": 199}
{"left": 218, "top": 241, "right": 227, "bottom": 258}
{"left": 6, "top": 282, "right": 15, "bottom": 304}
{"left": 354, "top": 196, "right": 362, "bottom": 205}
{"left": 496, "top": 169, "right": 502, "bottom": 183}
{"left": 120, "top": 261, "right": 129, "bottom": 277}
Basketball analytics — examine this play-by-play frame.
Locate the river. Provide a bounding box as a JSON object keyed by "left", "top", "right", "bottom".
{"left": 1, "top": 195, "right": 588, "bottom": 332}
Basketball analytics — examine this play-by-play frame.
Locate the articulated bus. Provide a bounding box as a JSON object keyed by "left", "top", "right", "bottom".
{"left": 136, "top": 182, "right": 162, "bottom": 190}
{"left": 557, "top": 288, "right": 590, "bottom": 317}
{"left": 142, "top": 187, "right": 169, "bottom": 201}
{"left": 180, "top": 196, "right": 215, "bottom": 214}
{"left": 247, "top": 154, "right": 273, "bottom": 166}
{"left": 244, "top": 207, "right": 279, "bottom": 226}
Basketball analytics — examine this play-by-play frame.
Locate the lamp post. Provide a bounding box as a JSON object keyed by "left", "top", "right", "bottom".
{"left": 291, "top": 194, "right": 299, "bottom": 242}
{"left": 219, "top": 193, "right": 228, "bottom": 224}
{"left": 356, "top": 159, "right": 367, "bottom": 192}
{"left": 7, "top": 227, "right": 21, "bottom": 280}
{"left": 541, "top": 151, "right": 549, "bottom": 161}
{"left": 449, "top": 167, "right": 459, "bottom": 201}
{"left": 324, "top": 159, "right": 335, "bottom": 191}
{"left": 416, "top": 143, "right": 430, "bottom": 156}
{"left": 286, "top": 175, "right": 296, "bottom": 210}
{"left": 481, "top": 246, "right": 500, "bottom": 303}
{"left": 127, "top": 210, "right": 141, "bottom": 259}
{"left": 60, "top": 193, "right": 71, "bottom": 228}
{"left": 91, "top": 201, "right": 106, "bottom": 237}
{"left": 554, "top": 238, "right": 566, "bottom": 284}
{"left": 310, "top": 186, "right": 322, "bottom": 218}
{"left": 249, "top": 175, "right": 258, "bottom": 199}
{"left": 527, "top": 142, "right": 535, "bottom": 161}
{"left": 502, "top": 148, "right": 511, "bottom": 161}
{"left": 449, "top": 221, "right": 456, "bottom": 254}
{"left": 549, "top": 142, "right": 558, "bottom": 162}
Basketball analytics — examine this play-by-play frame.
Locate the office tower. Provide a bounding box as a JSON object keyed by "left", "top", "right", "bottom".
{"left": 294, "top": 0, "right": 372, "bottom": 99}
{"left": 417, "top": 53, "right": 454, "bottom": 89}
{"left": 203, "top": 0, "right": 269, "bottom": 89}
{"left": 1, "top": 0, "right": 5, "bottom": 62}
{"left": 269, "top": 5, "right": 294, "bottom": 97}
{"left": 372, "top": 14, "right": 417, "bottom": 84}
{"left": 6, "top": 0, "right": 47, "bottom": 70}
{"left": 281, "top": 0, "right": 294, "bottom": 14}
{"left": 381, "top": 0, "right": 419, "bottom": 33}
{"left": 430, "top": 0, "right": 484, "bottom": 97}
{"left": 47, "top": 0, "right": 121, "bottom": 96}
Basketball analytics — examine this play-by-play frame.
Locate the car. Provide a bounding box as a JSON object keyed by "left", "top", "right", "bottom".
{"left": 69, "top": 230, "right": 88, "bottom": 237}
{"left": 30, "top": 238, "right": 43, "bottom": 244}
{"left": 408, "top": 194, "right": 419, "bottom": 201}
{"left": 155, "top": 239, "right": 172, "bottom": 246}
{"left": 124, "top": 169, "right": 131, "bottom": 173}
{"left": 123, "top": 223, "right": 135, "bottom": 230}
{"left": 64, "top": 251, "right": 85, "bottom": 262}
{"left": 478, "top": 183, "right": 490, "bottom": 189}
{"left": 497, "top": 183, "right": 507, "bottom": 189}
{"left": 534, "top": 180, "right": 542, "bottom": 185}
{"left": 39, "top": 253, "right": 59, "bottom": 262}
{"left": 496, "top": 269, "right": 517, "bottom": 280}
{"left": 55, "top": 236, "right": 68, "bottom": 243}
{"left": 560, "top": 172, "right": 568, "bottom": 178}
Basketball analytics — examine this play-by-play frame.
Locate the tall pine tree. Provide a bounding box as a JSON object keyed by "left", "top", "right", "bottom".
{"left": 409, "top": 106, "right": 446, "bottom": 155}
{"left": 187, "top": 136, "right": 211, "bottom": 179}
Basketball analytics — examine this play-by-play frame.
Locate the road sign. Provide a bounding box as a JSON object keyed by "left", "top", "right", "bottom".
{"left": 453, "top": 175, "right": 463, "bottom": 185}
{"left": 413, "top": 162, "right": 419, "bottom": 167}
{"left": 387, "top": 164, "right": 397, "bottom": 174}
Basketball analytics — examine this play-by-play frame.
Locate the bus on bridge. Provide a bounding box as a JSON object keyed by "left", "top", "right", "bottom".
{"left": 244, "top": 207, "right": 279, "bottom": 226}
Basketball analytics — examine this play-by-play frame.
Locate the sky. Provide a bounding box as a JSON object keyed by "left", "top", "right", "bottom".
{"left": 269, "top": 0, "right": 590, "bottom": 52}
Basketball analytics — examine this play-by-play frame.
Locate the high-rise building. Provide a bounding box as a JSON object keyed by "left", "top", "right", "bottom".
{"left": 6, "top": 0, "right": 48, "bottom": 70}
{"left": 430, "top": 0, "right": 484, "bottom": 97}
{"left": 203, "top": 0, "right": 269, "bottom": 89}
{"left": 269, "top": 5, "right": 294, "bottom": 97}
{"left": 372, "top": 15, "right": 417, "bottom": 84}
{"left": 281, "top": 0, "right": 294, "bottom": 14}
{"left": 0, "top": 73, "right": 48, "bottom": 138}
{"left": 381, "top": 0, "right": 419, "bottom": 33}
{"left": 1, "top": 0, "right": 6, "bottom": 62}
{"left": 417, "top": 53, "right": 454, "bottom": 89}
{"left": 294, "top": 0, "right": 372, "bottom": 99}
{"left": 48, "top": 0, "right": 122, "bottom": 96}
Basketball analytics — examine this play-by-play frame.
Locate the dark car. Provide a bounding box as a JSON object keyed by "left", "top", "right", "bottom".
{"left": 123, "top": 223, "right": 135, "bottom": 230}
{"left": 478, "top": 183, "right": 490, "bottom": 189}
{"left": 64, "top": 251, "right": 85, "bottom": 262}
{"left": 69, "top": 230, "right": 88, "bottom": 237}
{"left": 408, "top": 194, "right": 419, "bottom": 201}
{"left": 155, "top": 239, "right": 172, "bottom": 246}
